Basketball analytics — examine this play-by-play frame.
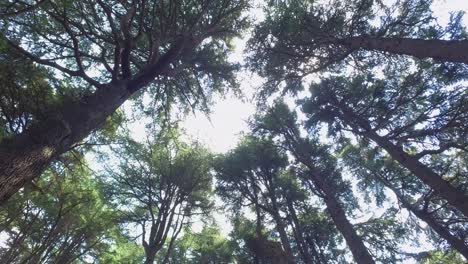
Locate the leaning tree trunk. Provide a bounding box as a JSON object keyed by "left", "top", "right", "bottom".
{"left": 319, "top": 179, "right": 375, "bottom": 264}
{"left": 336, "top": 103, "right": 468, "bottom": 217}
{"left": 286, "top": 199, "right": 315, "bottom": 264}
{"left": 340, "top": 37, "right": 468, "bottom": 64}
{"left": 382, "top": 180, "right": 468, "bottom": 259}
{"left": 0, "top": 82, "right": 131, "bottom": 204}
{"left": 0, "top": 41, "right": 184, "bottom": 204}
{"left": 288, "top": 143, "right": 375, "bottom": 264}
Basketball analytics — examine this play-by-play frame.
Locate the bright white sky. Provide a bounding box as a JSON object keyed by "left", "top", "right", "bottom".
{"left": 181, "top": 0, "right": 468, "bottom": 154}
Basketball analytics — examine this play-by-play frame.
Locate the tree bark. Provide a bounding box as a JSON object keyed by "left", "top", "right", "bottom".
{"left": 409, "top": 207, "right": 468, "bottom": 259}
{"left": 340, "top": 37, "right": 468, "bottom": 64}
{"left": 319, "top": 180, "right": 375, "bottom": 264}
{"left": 143, "top": 242, "right": 159, "bottom": 264}
{"left": 0, "top": 82, "right": 131, "bottom": 204}
{"left": 283, "top": 133, "right": 375, "bottom": 264}
{"left": 336, "top": 102, "right": 468, "bottom": 217}
{"left": 0, "top": 40, "right": 184, "bottom": 204}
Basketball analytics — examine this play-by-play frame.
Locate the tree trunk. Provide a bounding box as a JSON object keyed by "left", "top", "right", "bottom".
{"left": 0, "top": 82, "right": 131, "bottom": 204}
{"left": 319, "top": 180, "right": 375, "bottom": 264}
{"left": 270, "top": 194, "right": 296, "bottom": 264}
{"left": 382, "top": 180, "right": 468, "bottom": 259}
{"left": 340, "top": 37, "right": 468, "bottom": 64}
{"left": 144, "top": 243, "right": 158, "bottom": 264}
{"left": 336, "top": 103, "right": 468, "bottom": 217}
{"left": 286, "top": 199, "right": 314, "bottom": 264}
{"left": 409, "top": 207, "right": 468, "bottom": 259}
{"left": 0, "top": 41, "right": 184, "bottom": 204}
{"left": 284, "top": 135, "right": 375, "bottom": 264}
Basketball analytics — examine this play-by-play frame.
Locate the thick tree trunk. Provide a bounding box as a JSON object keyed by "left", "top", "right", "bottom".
{"left": 143, "top": 243, "right": 159, "bottom": 264}
{"left": 340, "top": 37, "right": 468, "bottom": 64}
{"left": 319, "top": 180, "right": 375, "bottom": 264}
{"left": 337, "top": 103, "right": 468, "bottom": 217}
{"left": 0, "top": 82, "right": 131, "bottom": 204}
{"left": 0, "top": 40, "right": 184, "bottom": 204}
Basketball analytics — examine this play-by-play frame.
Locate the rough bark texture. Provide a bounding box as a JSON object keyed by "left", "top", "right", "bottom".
{"left": 341, "top": 37, "right": 468, "bottom": 64}
{"left": 337, "top": 103, "right": 468, "bottom": 217}
{"left": 0, "top": 41, "right": 183, "bottom": 204}
{"left": 0, "top": 82, "right": 130, "bottom": 204}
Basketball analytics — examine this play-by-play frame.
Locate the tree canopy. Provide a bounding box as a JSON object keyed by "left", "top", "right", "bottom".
{"left": 0, "top": 0, "right": 467, "bottom": 263}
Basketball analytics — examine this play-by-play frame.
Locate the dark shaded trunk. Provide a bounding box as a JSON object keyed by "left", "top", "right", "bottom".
{"left": 270, "top": 194, "right": 295, "bottom": 264}
{"left": 143, "top": 243, "right": 159, "bottom": 264}
{"left": 336, "top": 102, "right": 468, "bottom": 217}
{"left": 286, "top": 199, "right": 314, "bottom": 264}
{"left": 0, "top": 82, "right": 131, "bottom": 204}
{"left": 319, "top": 179, "right": 375, "bottom": 264}
{"left": 340, "top": 37, "right": 468, "bottom": 64}
{"left": 0, "top": 41, "right": 184, "bottom": 204}
{"left": 281, "top": 132, "right": 375, "bottom": 264}
{"left": 409, "top": 207, "right": 468, "bottom": 259}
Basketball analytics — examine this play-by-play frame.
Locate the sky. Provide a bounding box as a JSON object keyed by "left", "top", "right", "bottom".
{"left": 181, "top": 0, "right": 468, "bottom": 154}
{"left": 178, "top": 0, "right": 468, "bottom": 253}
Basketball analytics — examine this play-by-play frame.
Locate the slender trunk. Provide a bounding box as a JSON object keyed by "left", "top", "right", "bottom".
{"left": 409, "top": 207, "right": 468, "bottom": 259}
{"left": 382, "top": 180, "right": 468, "bottom": 259}
{"left": 0, "top": 82, "right": 131, "bottom": 204}
{"left": 340, "top": 37, "right": 468, "bottom": 64}
{"left": 286, "top": 199, "right": 314, "bottom": 264}
{"left": 337, "top": 102, "right": 468, "bottom": 217}
{"left": 284, "top": 133, "right": 375, "bottom": 264}
{"left": 270, "top": 196, "right": 295, "bottom": 264}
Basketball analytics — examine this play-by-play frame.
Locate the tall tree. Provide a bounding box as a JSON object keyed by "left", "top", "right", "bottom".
{"left": 0, "top": 156, "right": 118, "bottom": 264}
{"left": 248, "top": 0, "right": 468, "bottom": 94}
{"left": 102, "top": 130, "right": 213, "bottom": 264}
{"left": 342, "top": 143, "right": 468, "bottom": 259}
{"left": 253, "top": 101, "right": 375, "bottom": 264}
{"left": 300, "top": 64, "right": 468, "bottom": 217}
{"left": 215, "top": 137, "right": 296, "bottom": 263}
{"left": 0, "top": 0, "right": 250, "bottom": 203}
{"left": 156, "top": 224, "right": 234, "bottom": 264}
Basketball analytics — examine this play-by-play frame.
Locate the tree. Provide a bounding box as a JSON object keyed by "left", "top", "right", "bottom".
{"left": 342, "top": 143, "right": 468, "bottom": 259}
{"left": 253, "top": 101, "right": 375, "bottom": 264}
{"left": 214, "top": 136, "right": 296, "bottom": 263}
{"left": 248, "top": 0, "right": 468, "bottom": 95}
{"left": 158, "top": 224, "right": 234, "bottom": 264}
{"left": 102, "top": 130, "right": 214, "bottom": 264}
{"left": 300, "top": 64, "right": 468, "bottom": 217}
{"left": 0, "top": 0, "right": 250, "bottom": 203}
{"left": 0, "top": 156, "right": 118, "bottom": 264}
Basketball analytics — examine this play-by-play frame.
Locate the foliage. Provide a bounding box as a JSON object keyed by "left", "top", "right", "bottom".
{"left": 0, "top": 157, "right": 117, "bottom": 263}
